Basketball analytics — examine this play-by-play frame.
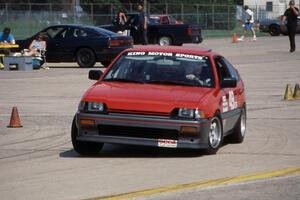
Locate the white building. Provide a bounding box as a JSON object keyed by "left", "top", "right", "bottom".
{"left": 243, "top": 0, "right": 299, "bottom": 19}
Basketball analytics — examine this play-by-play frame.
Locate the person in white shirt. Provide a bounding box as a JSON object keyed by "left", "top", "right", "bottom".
{"left": 238, "top": 5, "right": 257, "bottom": 41}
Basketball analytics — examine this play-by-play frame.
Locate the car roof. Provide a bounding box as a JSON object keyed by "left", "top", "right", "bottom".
{"left": 125, "top": 45, "right": 217, "bottom": 56}
{"left": 47, "top": 24, "right": 117, "bottom": 35}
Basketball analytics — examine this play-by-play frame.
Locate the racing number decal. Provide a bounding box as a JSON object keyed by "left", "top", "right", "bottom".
{"left": 228, "top": 91, "right": 237, "bottom": 110}
{"left": 222, "top": 90, "right": 237, "bottom": 113}
{"left": 222, "top": 96, "right": 228, "bottom": 112}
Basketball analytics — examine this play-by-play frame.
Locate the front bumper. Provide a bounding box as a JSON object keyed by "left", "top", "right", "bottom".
{"left": 75, "top": 112, "right": 211, "bottom": 149}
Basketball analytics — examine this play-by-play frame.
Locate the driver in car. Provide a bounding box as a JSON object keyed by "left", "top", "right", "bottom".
{"left": 186, "top": 63, "right": 211, "bottom": 86}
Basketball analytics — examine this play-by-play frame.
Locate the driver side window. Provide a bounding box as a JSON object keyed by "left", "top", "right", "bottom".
{"left": 214, "top": 57, "right": 231, "bottom": 86}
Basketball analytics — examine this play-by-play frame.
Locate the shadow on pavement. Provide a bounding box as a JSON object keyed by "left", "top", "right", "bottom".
{"left": 59, "top": 144, "right": 208, "bottom": 158}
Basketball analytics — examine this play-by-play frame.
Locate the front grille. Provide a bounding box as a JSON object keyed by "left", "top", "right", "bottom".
{"left": 98, "top": 125, "right": 179, "bottom": 140}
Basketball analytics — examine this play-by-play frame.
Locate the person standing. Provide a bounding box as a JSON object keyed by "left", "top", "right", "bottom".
{"left": 282, "top": 0, "right": 299, "bottom": 53}
{"left": 115, "top": 10, "right": 128, "bottom": 36}
{"left": 137, "top": 3, "right": 148, "bottom": 45}
{"left": 238, "top": 5, "right": 257, "bottom": 41}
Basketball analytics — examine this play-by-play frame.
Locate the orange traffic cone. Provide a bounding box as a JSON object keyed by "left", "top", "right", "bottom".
{"left": 7, "top": 107, "right": 22, "bottom": 128}
{"left": 232, "top": 32, "right": 237, "bottom": 44}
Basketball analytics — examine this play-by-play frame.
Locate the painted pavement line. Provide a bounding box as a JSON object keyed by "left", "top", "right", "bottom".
{"left": 86, "top": 167, "right": 300, "bottom": 200}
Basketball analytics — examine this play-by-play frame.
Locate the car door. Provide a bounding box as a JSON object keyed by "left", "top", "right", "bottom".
{"left": 214, "top": 56, "right": 241, "bottom": 134}
{"left": 297, "top": 16, "right": 300, "bottom": 32}
{"left": 40, "top": 26, "right": 69, "bottom": 61}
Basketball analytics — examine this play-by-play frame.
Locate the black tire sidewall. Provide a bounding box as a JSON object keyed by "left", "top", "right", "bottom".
{"left": 76, "top": 48, "right": 96, "bottom": 68}
{"left": 71, "top": 116, "right": 103, "bottom": 155}
{"left": 269, "top": 25, "right": 280, "bottom": 36}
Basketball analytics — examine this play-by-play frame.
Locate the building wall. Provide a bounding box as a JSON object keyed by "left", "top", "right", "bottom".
{"left": 244, "top": 0, "right": 299, "bottom": 19}
{"left": 244, "top": 0, "right": 299, "bottom": 6}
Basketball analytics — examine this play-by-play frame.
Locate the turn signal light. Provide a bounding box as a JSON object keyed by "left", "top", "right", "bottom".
{"left": 110, "top": 39, "right": 122, "bottom": 47}
{"left": 180, "top": 126, "right": 198, "bottom": 136}
{"left": 80, "top": 119, "right": 95, "bottom": 126}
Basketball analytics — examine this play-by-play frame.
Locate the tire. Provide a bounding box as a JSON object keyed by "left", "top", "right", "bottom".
{"left": 101, "top": 61, "right": 111, "bottom": 68}
{"left": 229, "top": 108, "right": 246, "bottom": 143}
{"left": 206, "top": 116, "right": 223, "bottom": 154}
{"left": 158, "top": 36, "right": 172, "bottom": 46}
{"left": 269, "top": 25, "right": 281, "bottom": 36}
{"left": 71, "top": 116, "right": 103, "bottom": 156}
{"left": 76, "top": 48, "right": 96, "bottom": 68}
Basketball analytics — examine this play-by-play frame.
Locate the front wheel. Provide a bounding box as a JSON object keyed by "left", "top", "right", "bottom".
{"left": 269, "top": 25, "right": 281, "bottom": 36}
{"left": 158, "top": 36, "right": 172, "bottom": 46}
{"left": 206, "top": 116, "right": 223, "bottom": 154}
{"left": 71, "top": 116, "right": 103, "bottom": 156}
{"left": 76, "top": 48, "right": 96, "bottom": 68}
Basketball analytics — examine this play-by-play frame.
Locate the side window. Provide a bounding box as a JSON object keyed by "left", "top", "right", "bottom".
{"left": 45, "top": 27, "right": 65, "bottom": 39}
{"left": 214, "top": 57, "right": 231, "bottom": 84}
{"left": 221, "top": 58, "right": 240, "bottom": 81}
{"left": 54, "top": 28, "right": 68, "bottom": 39}
{"left": 72, "top": 28, "right": 89, "bottom": 38}
{"left": 161, "top": 16, "right": 168, "bottom": 24}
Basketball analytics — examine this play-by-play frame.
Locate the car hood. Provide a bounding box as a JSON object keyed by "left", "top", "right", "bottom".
{"left": 83, "top": 82, "right": 212, "bottom": 115}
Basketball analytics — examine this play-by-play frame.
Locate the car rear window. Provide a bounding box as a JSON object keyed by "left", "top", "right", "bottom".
{"left": 103, "top": 51, "right": 215, "bottom": 87}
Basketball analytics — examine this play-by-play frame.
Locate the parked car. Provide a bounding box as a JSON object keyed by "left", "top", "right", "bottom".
{"left": 100, "top": 13, "right": 202, "bottom": 46}
{"left": 16, "top": 25, "right": 133, "bottom": 68}
{"left": 259, "top": 16, "right": 300, "bottom": 36}
{"left": 149, "top": 15, "right": 183, "bottom": 25}
{"left": 71, "top": 46, "right": 246, "bottom": 155}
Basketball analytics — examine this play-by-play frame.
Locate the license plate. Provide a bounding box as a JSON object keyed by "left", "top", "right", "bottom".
{"left": 158, "top": 139, "right": 177, "bottom": 148}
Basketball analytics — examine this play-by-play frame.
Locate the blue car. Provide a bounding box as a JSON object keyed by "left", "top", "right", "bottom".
{"left": 16, "top": 25, "right": 133, "bottom": 68}
{"left": 259, "top": 16, "right": 300, "bottom": 36}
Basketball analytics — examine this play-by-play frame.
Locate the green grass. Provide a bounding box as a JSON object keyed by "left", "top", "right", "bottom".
{"left": 203, "top": 24, "right": 270, "bottom": 38}
{"left": 2, "top": 20, "right": 270, "bottom": 40}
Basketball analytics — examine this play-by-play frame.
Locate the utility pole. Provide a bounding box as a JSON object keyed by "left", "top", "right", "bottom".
{"left": 144, "top": 0, "right": 147, "bottom": 12}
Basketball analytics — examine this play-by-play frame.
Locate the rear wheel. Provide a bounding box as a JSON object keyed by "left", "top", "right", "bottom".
{"left": 76, "top": 48, "right": 96, "bottom": 68}
{"left": 228, "top": 108, "right": 246, "bottom": 143}
{"left": 71, "top": 116, "right": 103, "bottom": 156}
{"left": 206, "top": 116, "right": 223, "bottom": 154}
{"left": 158, "top": 36, "right": 172, "bottom": 46}
{"left": 269, "top": 25, "right": 281, "bottom": 36}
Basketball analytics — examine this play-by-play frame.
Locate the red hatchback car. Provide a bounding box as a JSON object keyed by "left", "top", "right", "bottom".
{"left": 72, "top": 46, "right": 246, "bottom": 155}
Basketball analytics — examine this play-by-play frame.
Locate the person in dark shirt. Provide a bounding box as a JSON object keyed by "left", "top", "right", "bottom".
{"left": 282, "top": 0, "right": 299, "bottom": 52}
{"left": 114, "top": 10, "right": 128, "bottom": 36}
{"left": 137, "top": 3, "right": 148, "bottom": 45}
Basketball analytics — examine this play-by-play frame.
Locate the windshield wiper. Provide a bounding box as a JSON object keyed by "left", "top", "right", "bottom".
{"left": 147, "top": 80, "right": 192, "bottom": 86}
{"left": 103, "top": 78, "right": 144, "bottom": 83}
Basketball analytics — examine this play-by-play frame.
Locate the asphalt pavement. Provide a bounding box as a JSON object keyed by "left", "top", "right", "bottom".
{"left": 0, "top": 35, "right": 299, "bottom": 200}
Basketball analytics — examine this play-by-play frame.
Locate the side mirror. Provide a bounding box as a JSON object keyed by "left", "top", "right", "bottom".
{"left": 89, "top": 70, "right": 103, "bottom": 80}
{"left": 221, "top": 78, "right": 237, "bottom": 88}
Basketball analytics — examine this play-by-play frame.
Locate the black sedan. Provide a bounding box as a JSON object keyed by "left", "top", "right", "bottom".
{"left": 259, "top": 16, "right": 300, "bottom": 36}
{"left": 16, "top": 25, "right": 133, "bottom": 68}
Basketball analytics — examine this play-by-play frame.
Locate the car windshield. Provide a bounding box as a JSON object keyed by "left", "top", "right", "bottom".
{"left": 103, "top": 51, "right": 215, "bottom": 87}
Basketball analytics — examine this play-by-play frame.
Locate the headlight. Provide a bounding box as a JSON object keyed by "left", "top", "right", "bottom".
{"left": 178, "top": 108, "right": 204, "bottom": 119}
{"left": 87, "top": 102, "right": 105, "bottom": 112}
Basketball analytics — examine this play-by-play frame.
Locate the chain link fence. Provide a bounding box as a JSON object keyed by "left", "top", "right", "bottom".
{"left": 0, "top": 3, "right": 288, "bottom": 39}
